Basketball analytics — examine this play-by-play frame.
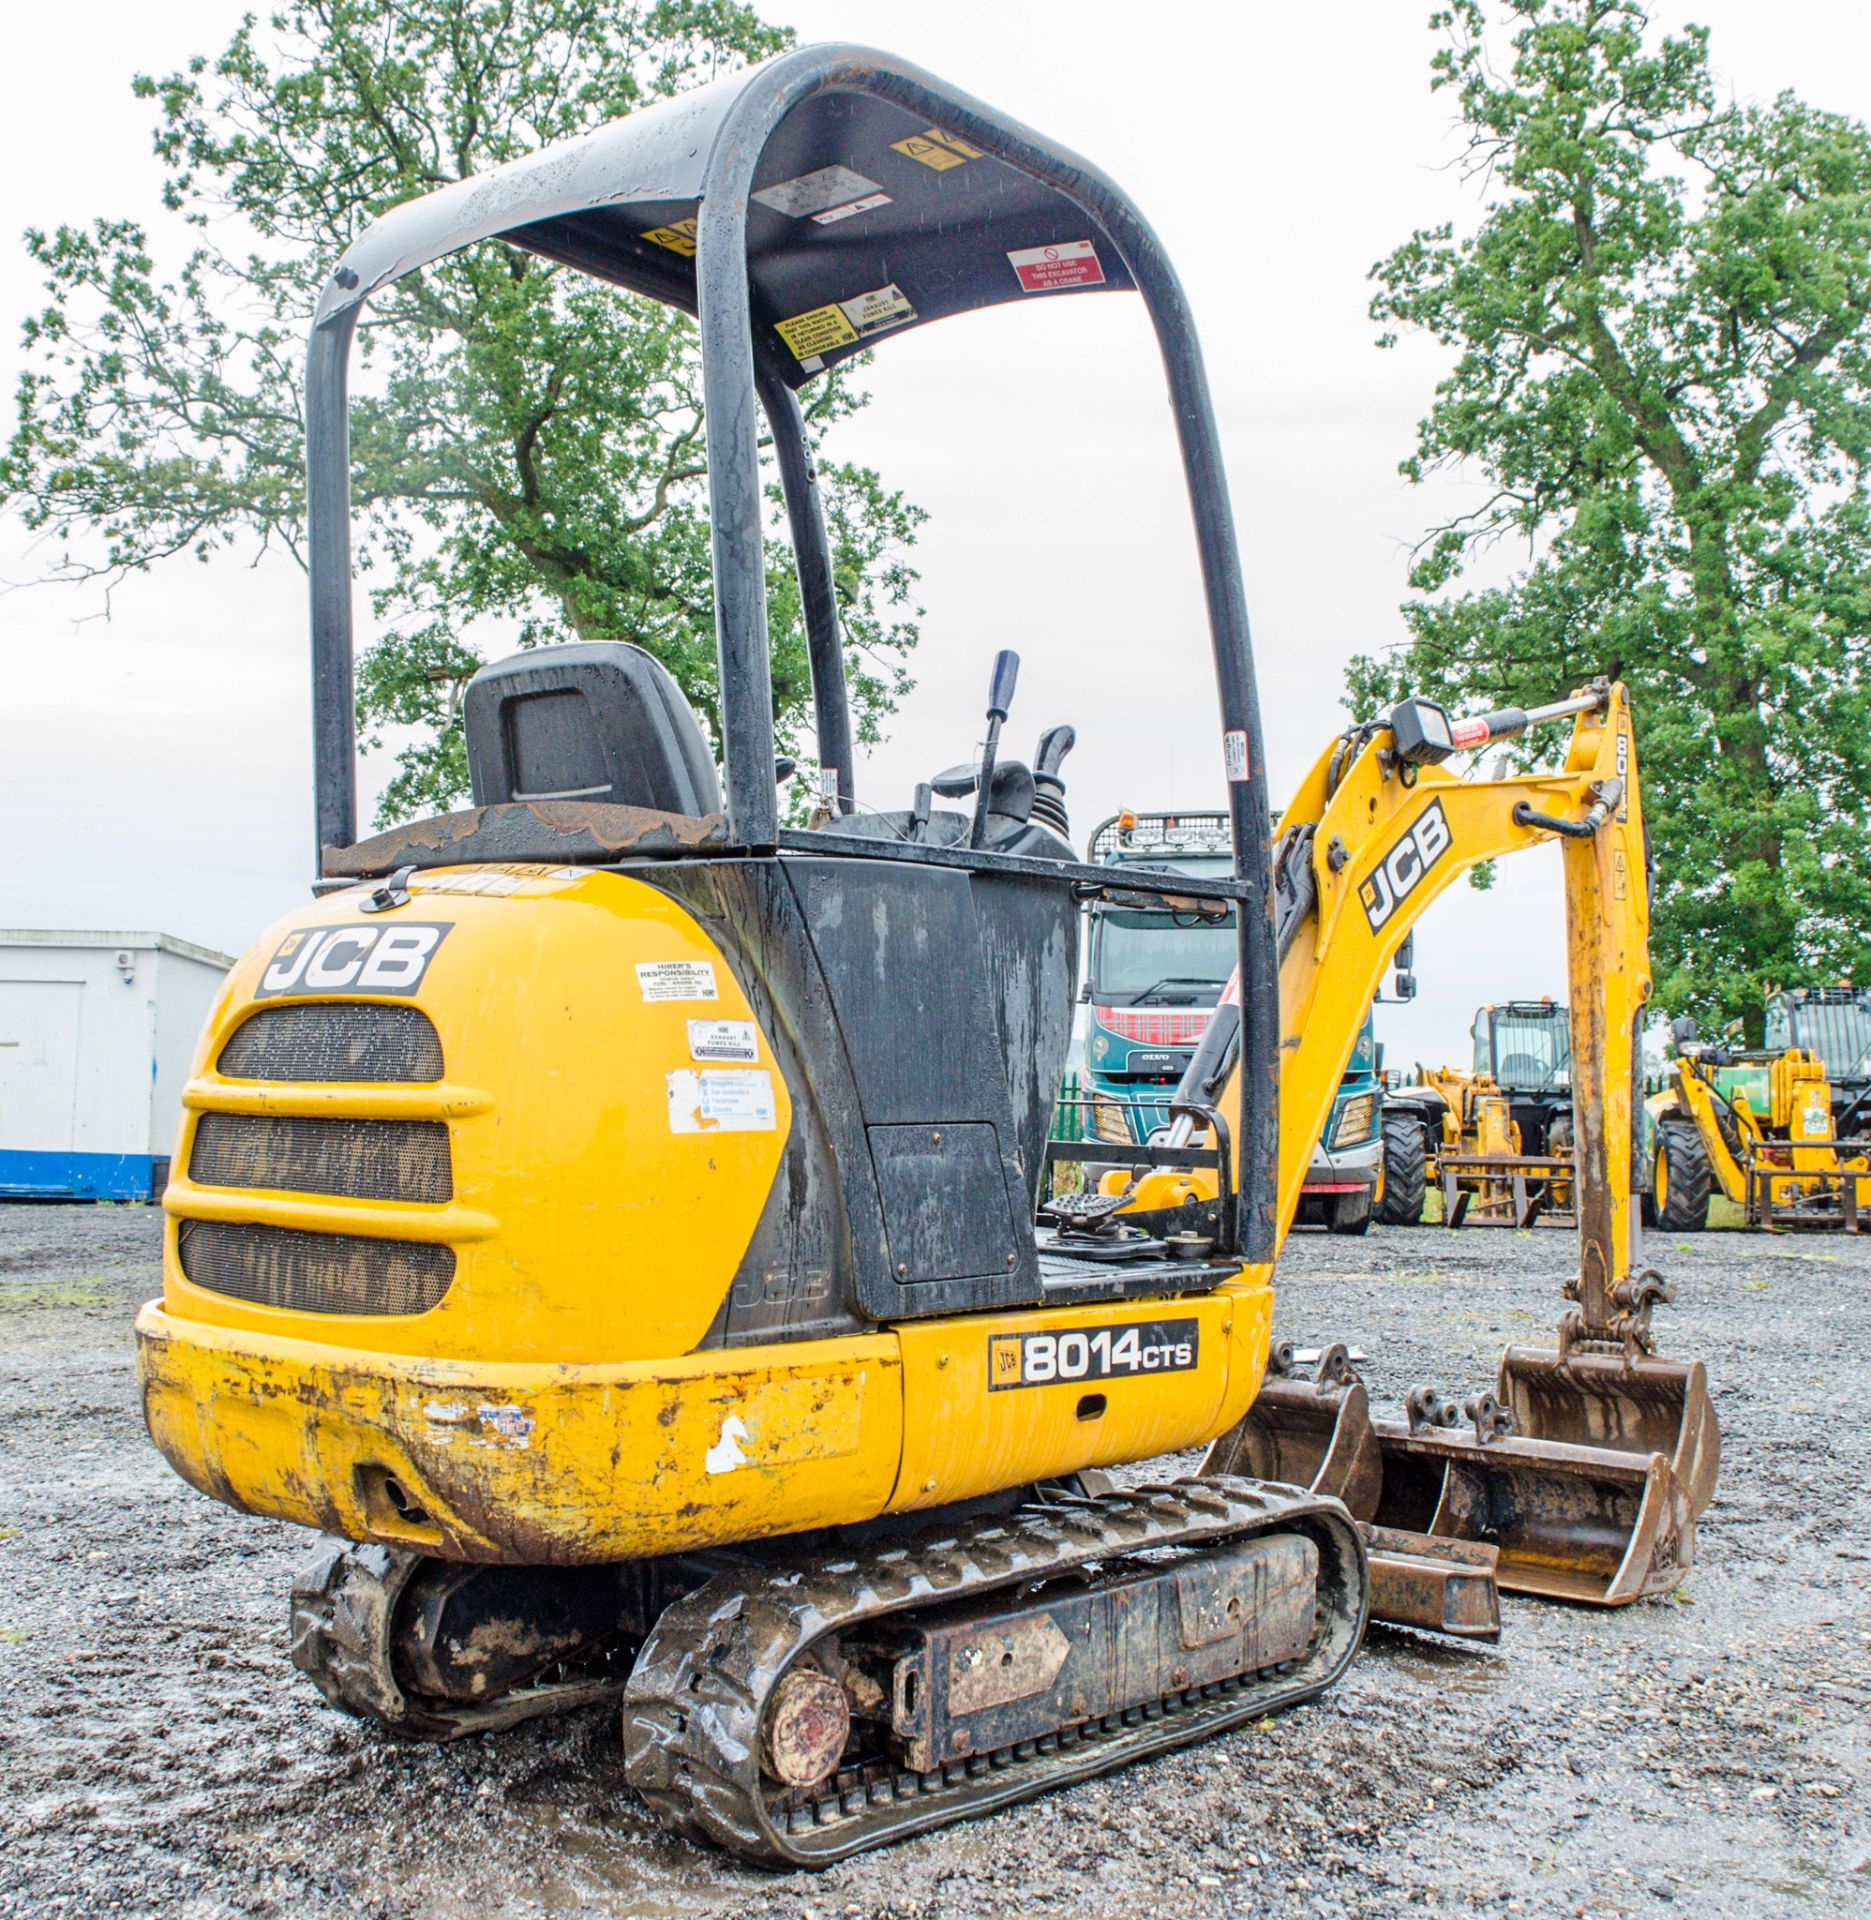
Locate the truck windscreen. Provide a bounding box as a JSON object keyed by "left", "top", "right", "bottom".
{"left": 1091, "top": 908, "right": 1237, "bottom": 1001}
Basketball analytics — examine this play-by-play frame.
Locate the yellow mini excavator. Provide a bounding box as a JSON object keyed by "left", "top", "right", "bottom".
{"left": 1089, "top": 681, "right": 1720, "bottom": 1613}
{"left": 136, "top": 45, "right": 1369, "bottom": 1866}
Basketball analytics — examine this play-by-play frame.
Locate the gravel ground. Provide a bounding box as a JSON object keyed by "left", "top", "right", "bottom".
{"left": 2, "top": 1204, "right": 1867, "bottom": 1920}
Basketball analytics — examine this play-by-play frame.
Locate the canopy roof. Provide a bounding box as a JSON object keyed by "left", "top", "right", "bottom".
{"left": 315, "top": 47, "right": 1134, "bottom": 386}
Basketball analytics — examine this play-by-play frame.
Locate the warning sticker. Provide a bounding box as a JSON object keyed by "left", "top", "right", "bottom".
{"left": 688, "top": 1018, "right": 760, "bottom": 1063}
{"left": 775, "top": 282, "right": 916, "bottom": 366}
{"left": 1008, "top": 240, "right": 1106, "bottom": 294}
{"left": 667, "top": 1068, "right": 779, "bottom": 1133}
{"left": 1224, "top": 730, "right": 1251, "bottom": 783}
{"left": 641, "top": 217, "right": 698, "bottom": 256}
{"left": 636, "top": 959, "right": 719, "bottom": 1002}
{"left": 891, "top": 127, "right": 984, "bottom": 172}
{"left": 813, "top": 192, "right": 891, "bottom": 226}
{"left": 754, "top": 164, "right": 885, "bottom": 220}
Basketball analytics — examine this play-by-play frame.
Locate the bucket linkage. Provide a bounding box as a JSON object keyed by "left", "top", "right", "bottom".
{"left": 1203, "top": 1342, "right": 1502, "bottom": 1641}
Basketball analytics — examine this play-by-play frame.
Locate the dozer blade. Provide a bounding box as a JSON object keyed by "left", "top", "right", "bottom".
{"left": 1496, "top": 1345, "right": 1720, "bottom": 1520}
{"left": 1202, "top": 1344, "right": 1502, "bottom": 1643}
{"left": 1368, "top": 1413, "right": 1695, "bottom": 1607}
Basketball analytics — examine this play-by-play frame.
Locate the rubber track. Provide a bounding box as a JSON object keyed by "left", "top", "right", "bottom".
{"left": 288, "top": 1535, "right": 629, "bottom": 1740}
{"left": 621, "top": 1477, "right": 1367, "bottom": 1866}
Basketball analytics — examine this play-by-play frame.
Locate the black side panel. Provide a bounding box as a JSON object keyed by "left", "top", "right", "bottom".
{"left": 969, "top": 872, "right": 1079, "bottom": 1204}
{"left": 792, "top": 858, "right": 1044, "bottom": 1319}
{"left": 869, "top": 1123, "right": 1019, "bottom": 1282}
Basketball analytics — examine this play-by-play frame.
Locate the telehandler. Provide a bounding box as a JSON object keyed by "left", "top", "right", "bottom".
{"left": 1077, "top": 681, "right": 1720, "bottom": 1610}
{"left": 1382, "top": 1000, "right": 1577, "bottom": 1228}
{"left": 135, "top": 44, "right": 1369, "bottom": 1867}
{"left": 1651, "top": 1006, "right": 1871, "bottom": 1230}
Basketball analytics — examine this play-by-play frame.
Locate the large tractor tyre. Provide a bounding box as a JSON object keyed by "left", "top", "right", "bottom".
{"left": 1653, "top": 1120, "right": 1712, "bottom": 1234}
{"left": 1328, "top": 1187, "right": 1373, "bottom": 1236}
{"left": 1375, "top": 1118, "right": 1428, "bottom": 1227}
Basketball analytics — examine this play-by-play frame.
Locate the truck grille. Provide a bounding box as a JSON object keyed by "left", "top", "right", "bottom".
{"left": 217, "top": 1004, "right": 443, "bottom": 1083}
{"left": 1094, "top": 1005, "right": 1213, "bottom": 1047}
{"left": 178, "top": 1219, "right": 455, "bottom": 1316}
{"left": 189, "top": 1114, "right": 452, "bottom": 1204}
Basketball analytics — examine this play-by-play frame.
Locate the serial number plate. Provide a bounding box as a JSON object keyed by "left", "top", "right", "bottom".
{"left": 987, "top": 1319, "right": 1200, "bottom": 1391}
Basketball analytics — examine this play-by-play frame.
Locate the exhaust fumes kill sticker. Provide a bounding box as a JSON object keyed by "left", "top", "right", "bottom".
{"left": 1224, "top": 730, "right": 1250, "bottom": 782}
{"left": 688, "top": 1018, "right": 759, "bottom": 1063}
{"left": 636, "top": 960, "right": 718, "bottom": 1002}
{"left": 1007, "top": 240, "right": 1105, "bottom": 293}
{"left": 256, "top": 923, "right": 452, "bottom": 998}
{"left": 667, "top": 1068, "right": 778, "bottom": 1133}
{"left": 776, "top": 283, "right": 917, "bottom": 370}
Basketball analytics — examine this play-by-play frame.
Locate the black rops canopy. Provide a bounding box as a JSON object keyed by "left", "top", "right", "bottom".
{"left": 304, "top": 43, "right": 1281, "bottom": 1263}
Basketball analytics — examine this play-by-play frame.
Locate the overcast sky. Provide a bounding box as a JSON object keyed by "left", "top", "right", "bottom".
{"left": 3, "top": 2, "right": 1868, "bottom": 1067}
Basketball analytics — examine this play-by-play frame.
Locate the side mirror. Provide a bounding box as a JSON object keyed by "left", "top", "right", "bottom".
{"left": 1670, "top": 1014, "right": 1697, "bottom": 1047}
{"left": 1394, "top": 970, "right": 1417, "bottom": 1002}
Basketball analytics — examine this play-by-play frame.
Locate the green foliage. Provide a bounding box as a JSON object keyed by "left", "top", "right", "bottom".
{"left": 1353, "top": 0, "right": 1871, "bottom": 1035}
{"left": 3, "top": 1, "right": 922, "bottom": 823}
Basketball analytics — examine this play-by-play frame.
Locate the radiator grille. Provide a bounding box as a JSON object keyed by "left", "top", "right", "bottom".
{"left": 217, "top": 1004, "right": 443, "bottom": 1083}
{"left": 1093, "top": 1004, "right": 1213, "bottom": 1047}
{"left": 178, "top": 1219, "right": 455, "bottom": 1316}
{"left": 190, "top": 1113, "right": 452, "bottom": 1204}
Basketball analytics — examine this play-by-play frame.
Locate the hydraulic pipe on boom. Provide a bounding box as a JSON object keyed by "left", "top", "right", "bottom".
{"left": 1123, "top": 681, "right": 1719, "bottom": 1611}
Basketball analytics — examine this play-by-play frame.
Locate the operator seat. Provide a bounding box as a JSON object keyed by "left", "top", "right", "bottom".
{"left": 463, "top": 642, "right": 721, "bottom": 817}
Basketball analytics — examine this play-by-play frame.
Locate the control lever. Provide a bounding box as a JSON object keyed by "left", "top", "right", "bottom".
{"left": 1031, "top": 724, "right": 1076, "bottom": 838}
{"left": 970, "top": 650, "right": 1020, "bottom": 850}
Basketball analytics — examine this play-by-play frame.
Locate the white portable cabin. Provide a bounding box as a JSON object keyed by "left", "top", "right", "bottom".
{"left": 0, "top": 932, "right": 234, "bottom": 1201}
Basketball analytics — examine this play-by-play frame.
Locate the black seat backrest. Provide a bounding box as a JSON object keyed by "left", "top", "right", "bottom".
{"left": 463, "top": 642, "right": 722, "bottom": 817}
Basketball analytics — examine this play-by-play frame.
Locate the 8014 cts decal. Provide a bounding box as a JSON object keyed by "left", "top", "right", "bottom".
{"left": 256, "top": 923, "right": 452, "bottom": 999}
{"left": 988, "top": 1318, "right": 1199, "bottom": 1391}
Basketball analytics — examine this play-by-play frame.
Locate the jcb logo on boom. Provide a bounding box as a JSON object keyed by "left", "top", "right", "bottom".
{"left": 1359, "top": 801, "right": 1452, "bottom": 933}
{"left": 255, "top": 923, "right": 452, "bottom": 999}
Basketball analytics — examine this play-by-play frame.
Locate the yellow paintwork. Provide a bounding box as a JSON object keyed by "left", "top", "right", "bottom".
{"left": 1121, "top": 686, "right": 1650, "bottom": 1285}
{"left": 159, "top": 865, "right": 791, "bottom": 1365}
{"left": 139, "top": 859, "right": 1275, "bottom": 1564}
{"left": 888, "top": 1281, "right": 1271, "bottom": 1512}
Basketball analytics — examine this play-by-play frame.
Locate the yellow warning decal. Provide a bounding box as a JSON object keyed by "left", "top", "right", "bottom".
{"left": 775, "top": 302, "right": 860, "bottom": 362}
{"left": 775, "top": 283, "right": 916, "bottom": 365}
{"left": 641, "top": 217, "right": 699, "bottom": 256}
{"left": 890, "top": 127, "right": 984, "bottom": 172}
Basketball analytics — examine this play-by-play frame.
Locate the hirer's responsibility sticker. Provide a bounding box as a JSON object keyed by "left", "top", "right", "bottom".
{"left": 776, "top": 282, "right": 916, "bottom": 368}
{"left": 1008, "top": 240, "right": 1105, "bottom": 293}
{"left": 891, "top": 127, "right": 984, "bottom": 171}
{"left": 667, "top": 1067, "right": 778, "bottom": 1133}
{"left": 641, "top": 217, "right": 698, "bottom": 256}
{"left": 754, "top": 165, "right": 890, "bottom": 223}
{"left": 636, "top": 959, "right": 718, "bottom": 1002}
{"left": 257, "top": 923, "right": 451, "bottom": 999}
{"left": 688, "top": 1018, "right": 760, "bottom": 1063}
{"left": 1224, "top": 729, "right": 1251, "bottom": 782}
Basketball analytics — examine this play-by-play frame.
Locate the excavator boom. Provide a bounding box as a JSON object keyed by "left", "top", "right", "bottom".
{"left": 1118, "top": 682, "right": 1720, "bottom": 1611}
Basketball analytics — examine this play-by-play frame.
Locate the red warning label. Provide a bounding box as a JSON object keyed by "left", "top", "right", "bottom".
{"left": 1008, "top": 240, "right": 1105, "bottom": 293}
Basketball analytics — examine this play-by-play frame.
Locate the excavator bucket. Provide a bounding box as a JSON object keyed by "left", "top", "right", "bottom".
{"left": 1367, "top": 1390, "right": 1696, "bottom": 1607}
{"left": 1495, "top": 1345, "right": 1720, "bottom": 1519}
{"left": 1205, "top": 1346, "right": 1501, "bottom": 1641}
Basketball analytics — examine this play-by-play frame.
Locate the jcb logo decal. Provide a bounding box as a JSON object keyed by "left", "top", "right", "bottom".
{"left": 1359, "top": 801, "right": 1452, "bottom": 933}
{"left": 255, "top": 923, "right": 452, "bottom": 999}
